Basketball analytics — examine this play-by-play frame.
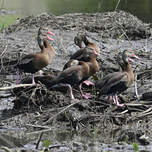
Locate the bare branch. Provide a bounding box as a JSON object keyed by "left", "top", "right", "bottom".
{"left": 0, "top": 83, "right": 38, "bottom": 91}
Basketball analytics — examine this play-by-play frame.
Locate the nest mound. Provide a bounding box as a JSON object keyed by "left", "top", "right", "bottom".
{"left": 5, "top": 10, "right": 151, "bottom": 40}
{"left": 0, "top": 11, "right": 152, "bottom": 149}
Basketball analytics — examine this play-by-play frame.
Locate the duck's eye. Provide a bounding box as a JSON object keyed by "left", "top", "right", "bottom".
{"left": 75, "top": 39, "right": 80, "bottom": 46}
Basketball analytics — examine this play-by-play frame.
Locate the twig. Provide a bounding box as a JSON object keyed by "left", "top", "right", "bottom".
{"left": 0, "top": 146, "right": 12, "bottom": 152}
{"left": 0, "top": 83, "right": 38, "bottom": 91}
{"left": 26, "top": 128, "right": 52, "bottom": 135}
{"left": 36, "top": 132, "right": 43, "bottom": 149}
{"left": 115, "top": 0, "right": 121, "bottom": 11}
{"left": 128, "top": 107, "right": 152, "bottom": 121}
{"left": 137, "top": 68, "right": 152, "bottom": 80}
{"left": 118, "top": 110, "right": 128, "bottom": 114}
{"left": 26, "top": 124, "right": 50, "bottom": 129}
{"left": 134, "top": 73, "right": 139, "bottom": 100}
{"left": 139, "top": 107, "right": 152, "bottom": 115}
{"left": 0, "top": 44, "right": 8, "bottom": 71}
{"left": 49, "top": 144, "right": 67, "bottom": 149}
{"left": 125, "top": 103, "right": 143, "bottom": 106}
{"left": 135, "top": 111, "right": 152, "bottom": 119}
{"left": 0, "top": 44, "right": 8, "bottom": 57}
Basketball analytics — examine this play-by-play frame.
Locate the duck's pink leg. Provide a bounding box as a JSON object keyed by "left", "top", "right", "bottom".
{"left": 83, "top": 80, "right": 94, "bottom": 86}
{"left": 16, "top": 71, "right": 21, "bottom": 84}
{"left": 51, "top": 83, "right": 75, "bottom": 100}
{"left": 113, "top": 95, "right": 124, "bottom": 107}
{"left": 107, "top": 95, "right": 113, "bottom": 102}
{"left": 79, "top": 83, "right": 91, "bottom": 99}
{"left": 32, "top": 74, "right": 36, "bottom": 84}
{"left": 67, "top": 84, "right": 75, "bottom": 99}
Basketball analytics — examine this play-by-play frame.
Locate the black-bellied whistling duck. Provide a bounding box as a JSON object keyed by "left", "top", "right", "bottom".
{"left": 74, "top": 34, "right": 100, "bottom": 53}
{"left": 63, "top": 35, "right": 100, "bottom": 70}
{"left": 95, "top": 50, "right": 139, "bottom": 107}
{"left": 63, "top": 35, "right": 100, "bottom": 86}
{"left": 44, "top": 50, "right": 99, "bottom": 99}
{"left": 63, "top": 47, "right": 99, "bottom": 87}
{"left": 14, "top": 27, "right": 55, "bottom": 84}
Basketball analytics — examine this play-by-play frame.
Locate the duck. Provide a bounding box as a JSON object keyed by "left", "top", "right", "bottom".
{"left": 4, "top": 27, "right": 55, "bottom": 84}
{"left": 74, "top": 34, "right": 100, "bottom": 53}
{"left": 95, "top": 50, "right": 139, "bottom": 107}
{"left": 63, "top": 35, "right": 100, "bottom": 86}
{"left": 42, "top": 49, "right": 99, "bottom": 99}
{"left": 63, "top": 34, "right": 100, "bottom": 70}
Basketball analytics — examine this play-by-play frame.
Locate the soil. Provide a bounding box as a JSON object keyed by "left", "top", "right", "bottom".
{"left": 0, "top": 10, "right": 152, "bottom": 152}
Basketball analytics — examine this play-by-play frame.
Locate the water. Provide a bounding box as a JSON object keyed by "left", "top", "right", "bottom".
{"left": 1, "top": 0, "right": 152, "bottom": 23}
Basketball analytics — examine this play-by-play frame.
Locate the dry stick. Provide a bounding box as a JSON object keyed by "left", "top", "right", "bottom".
{"left": 115, "top": 0, "right": 121, "bottom": 11}
{"left": 0, "top": 44, "right": 8, "bottom": 57}
{"left": 48, "top": 144, "right": 67, "bottom": 149}
{"left": 128, "top": 107, "right": 152, "bottom": 121}
{"left": 134, "top": 73, "right": 139, "bottom": 100}
{"left": 43, "top": 99, "right": 82, "bottom": 125}
{"left": 0, "top": 146, "right": 12, "bottom": 152}
{"left": 137, "top": 69, "right": 152, "bottom": 80}
{"left": 26, "top": 124, "right": 50, "bottom": 129}
{"left": 118, "top": 109, "right": 128, "bottom": 114}
{"left": 36, "top": 132, "right": 43, "bottom": 149}
{"left": 125, "top": 103, "right": 143, "bottom": 107}
{"left": 139, "top": 107, "right": 152, "bottom": 115}
{"left": 0, "top": 83, "right": 38, "bottom": 91}
{"left": 134, "top": 111, "right": 152, "bottom": 119}
{"left": 0, "top": 45, "right": 8, "bottom": 71}
{"left": 27, "top": 128, "right": 53, "bottom": 135}
{"left": 40, "top": 145, "right": 68, "bottom": 152}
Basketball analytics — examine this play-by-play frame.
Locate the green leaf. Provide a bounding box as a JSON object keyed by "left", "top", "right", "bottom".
{"left": 133, "top": 142, "right": 139, "bottom": 151}
{"left": 42, "top": 139, "right": 51, "bottom": 148}
{"left": 92, "top": 74, "right": 99, "bottom": 81}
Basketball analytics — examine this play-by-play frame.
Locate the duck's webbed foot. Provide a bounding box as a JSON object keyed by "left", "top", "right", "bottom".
{"left": 79, "top": 83, "right": 92, "bottom": 99}
{"left": 82, "top": 93, "right": 91, "bottom": 99}
{"left": 112, "top": 95, "right": 124, "bottom": 107}
{"left": 51, "top": 83, "right": 75, "bottom": 100}
{"left": 83, "top": 80, "right": 94, "bottom": 86}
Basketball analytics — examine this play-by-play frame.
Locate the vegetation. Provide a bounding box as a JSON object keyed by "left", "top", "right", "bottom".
{"left": 133, "top": 143, "right": 139, "bottom": 151}
{"left": 0, "top": 14, "right": 20, "bottom": 31}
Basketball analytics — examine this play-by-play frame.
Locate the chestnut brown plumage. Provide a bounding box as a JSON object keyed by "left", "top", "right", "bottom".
{"left": 4, "top": 27, "right": 55, "bottom": 84}
{"left": 95, "top": 50, "right": 139, "bottom": 107}
{"left": 63, "top": 35, "right": 100, "bottom": 70}
{"left": 43, "top": 50, "right": 99, "bottom": 99}
{"left": 74, "top": 34, "right": 100, "bottom": 53}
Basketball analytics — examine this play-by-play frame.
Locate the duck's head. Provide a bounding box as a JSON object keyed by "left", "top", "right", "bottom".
{"left": 122, "top": 50, "right": 139, "bottom": 64}
{"left": 38, "top": 26, "right": 55, "bottom": 42}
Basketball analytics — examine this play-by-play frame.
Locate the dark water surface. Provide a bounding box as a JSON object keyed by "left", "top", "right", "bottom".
{"left": 2, "top": 0, "right": 152, "bottom": 23}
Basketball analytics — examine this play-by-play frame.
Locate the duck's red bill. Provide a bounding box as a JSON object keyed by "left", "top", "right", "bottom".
{"left": 47, "top": 35, "right": 54, "bottom": 41}
{"left": 131, "top": 53, "right": 139, "bottom": 59}
{"left": 93, "top": 49, "right": 99, "bottom": 56}
{"left": 47, "top": 30, "right": 55, "bottom": 36}
{"left": 128, "top": 57, "right": 134, "bottom": 62}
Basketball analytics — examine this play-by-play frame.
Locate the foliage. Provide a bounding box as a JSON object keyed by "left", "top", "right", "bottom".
{"left": 92, "top": 74, "right": 99, "bottom": 81}
{"left": 42, "top": 139, "right": 51, "bottom": 148}
{"left": 133, "top": 142, "right": 139, "bottom": 151}
{"left": 0, "top": 15, "right": 20, "bottom": 32}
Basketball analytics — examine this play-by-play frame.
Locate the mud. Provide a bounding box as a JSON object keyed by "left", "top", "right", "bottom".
{"left": 0, "top": 10, "right": 152, "bottom": 151}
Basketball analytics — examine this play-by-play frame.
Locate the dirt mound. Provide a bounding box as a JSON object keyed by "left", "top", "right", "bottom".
{"left": 5, "top": 10, "right": 151, "bottom": 40}
{"left": 0, "top": 10, "right": 152, "bottom": 151}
